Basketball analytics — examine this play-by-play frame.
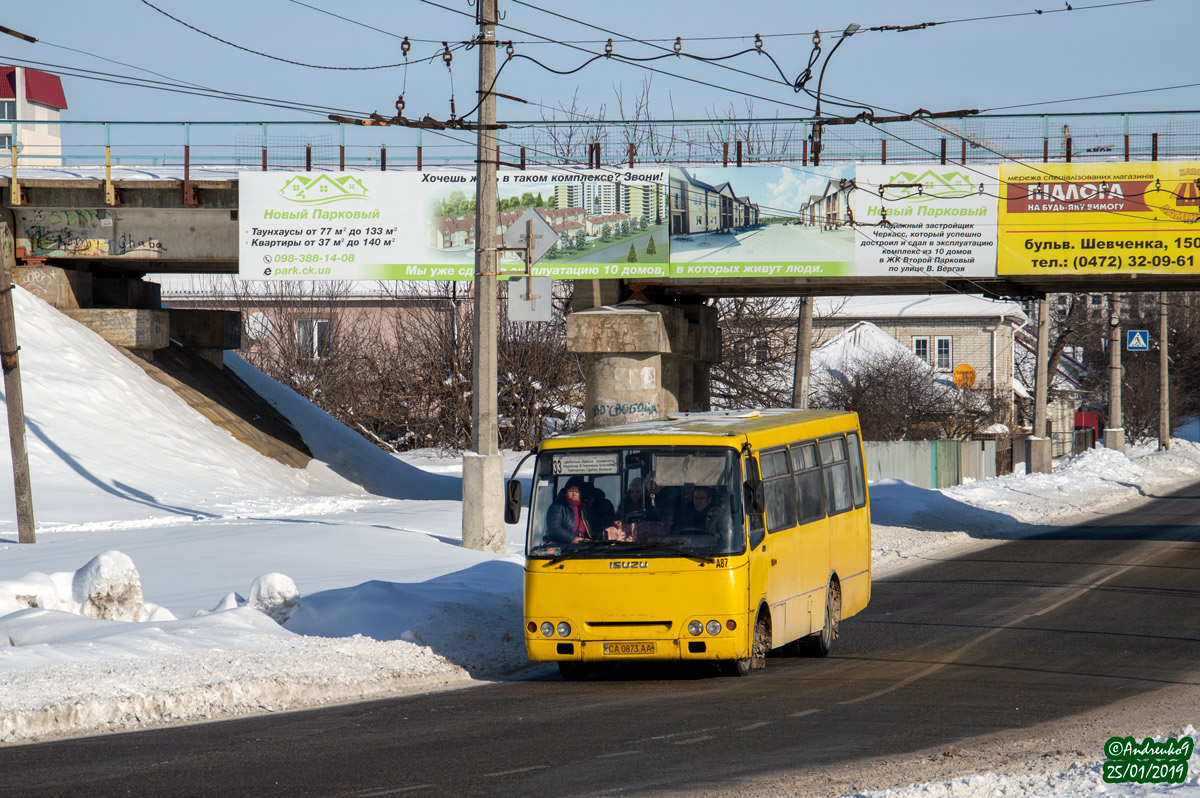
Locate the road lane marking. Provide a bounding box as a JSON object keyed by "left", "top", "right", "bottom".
{"left": 483, "top": 765, "right": 549, "bottom": 778}
{"left": 789, "top": 709, "right": 820, "bottom": 718}
{"left": 354, "top": 786, "right": 436, "bottom": 796}
{"left": 841, "top": 556, "right": 1146, "bottom": 706}
{"left": 738, "top": 721, "right": 770, "bottom": 731}
{"left": 596, "top": 751, "right": 641, "bottom": 758}
{"left": 673, "top": 736, "right": 715, "bottom": 745}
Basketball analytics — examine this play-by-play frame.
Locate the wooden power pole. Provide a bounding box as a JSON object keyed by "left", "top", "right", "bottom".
{"left": 0, "top": 222, "right": 35, "bottom": 543}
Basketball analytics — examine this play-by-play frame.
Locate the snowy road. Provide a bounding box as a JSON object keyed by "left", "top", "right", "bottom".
{"left": 6, "top": 481, "right": 1200, "bottom": 797}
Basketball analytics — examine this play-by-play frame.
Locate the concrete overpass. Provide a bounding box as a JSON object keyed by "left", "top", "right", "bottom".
{"left": 2, "top": 171, "right": 1187, "bottom": 472}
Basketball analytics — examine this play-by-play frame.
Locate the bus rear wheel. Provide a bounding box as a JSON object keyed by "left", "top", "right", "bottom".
{"left": 558, "top": 662, "right": 589, "bottom": 681}
{"left": 798, "top": 580, "right": 841, "bottom": 658}
{"left": 722, "top": 613, "right": 769, "bottom": 677}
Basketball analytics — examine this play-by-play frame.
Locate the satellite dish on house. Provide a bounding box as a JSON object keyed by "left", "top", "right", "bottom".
{"left": 952, "top": 363, "right": 977, "bottom": 389}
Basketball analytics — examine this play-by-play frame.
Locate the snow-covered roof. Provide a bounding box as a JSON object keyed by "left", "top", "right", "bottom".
{"left": 811, "top": 320, "right": 931, "bottom": 380}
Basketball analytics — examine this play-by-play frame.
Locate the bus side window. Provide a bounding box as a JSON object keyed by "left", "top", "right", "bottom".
{"left": 745, "top": 455, "right": 766, "bottom": 549}
{"left": 847, "top": 431, "right": 867, "bottom": 509}
{"left": 761, "top": 449, "right": 797, "bottom": 534}
{"left": 790, "top": 441, "right": 826, "bottom": 524}
{"left": 819, "top": 436, "right": 853, "bottom": 516}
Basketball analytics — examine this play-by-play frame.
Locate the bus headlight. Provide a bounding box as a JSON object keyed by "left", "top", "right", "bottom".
{"left": 688, "top": 620, "right": 703, "bottom": 636}
{"left": 557, "top": 622, "right": 572, "bottom": 637}
{"left": 540, "top": 622, "right": 555, "bottom": 637}
{"left": 706, "top": 620, "right": 722, "bottom": 636}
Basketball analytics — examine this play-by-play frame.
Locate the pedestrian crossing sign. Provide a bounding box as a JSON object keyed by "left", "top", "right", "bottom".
{"left": 1126, "top": 330, "right": 1150, "bottom": 351}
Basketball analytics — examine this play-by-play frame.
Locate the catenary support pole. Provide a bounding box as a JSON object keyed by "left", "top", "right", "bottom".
{"left": 0, "top": 223, "right": 35, "bottom": 543}
{"left": 461, "top": 0, "right": 505, "bottom": 553}
{"left": 1029, "top": 294, "right": 1052, "bottom": 474}
{"left": 1105, "top": 293, "right": 1125, "bottom": 452}
{"left": 792, "top": 297, "right": 813, "bottom": 410}
{"left": 1160, "top": 292, "right": 1170, "bottom": 450}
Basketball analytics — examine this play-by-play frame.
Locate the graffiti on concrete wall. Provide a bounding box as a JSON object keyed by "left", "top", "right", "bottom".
{"left": 15, "top": 267, "right": 57, "bottom": 299}
{"left": 592, "top": 400, "right": 660, "bottom": 422}
{"left": 16, "top": 209, "right": 167, "bottom": 258}
{"left": 19, "top": 209, "right": 110, "bottom": 257}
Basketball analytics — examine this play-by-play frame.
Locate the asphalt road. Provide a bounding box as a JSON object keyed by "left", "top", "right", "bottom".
{"left": 5, "top": 482, "right": 1200, "bottom": 797}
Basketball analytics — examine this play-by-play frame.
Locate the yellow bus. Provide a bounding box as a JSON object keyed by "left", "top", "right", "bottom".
{"left": 507, "top": 408, "right": 872, "bottom": 679}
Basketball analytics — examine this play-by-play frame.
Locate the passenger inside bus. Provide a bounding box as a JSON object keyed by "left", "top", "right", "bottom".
{"left": 545, "top": 478, "right": 593, "bottom": 544}
{"left": 673, "top": 485, "right": 732, "bottom": 547}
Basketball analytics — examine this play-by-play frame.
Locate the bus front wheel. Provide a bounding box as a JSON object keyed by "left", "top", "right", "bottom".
{"left": 722, "top": 613, "right": 769, "bottom": 677}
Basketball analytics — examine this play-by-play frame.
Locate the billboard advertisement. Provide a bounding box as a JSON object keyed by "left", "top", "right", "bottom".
{"left": 998, "top": 161, "right": 1200, "bottom": 275}
{"left": 667, "top": 165, "right": 855, "bottom": 279}
{"left": 239, "top": 168, "right": 669, "bottom": 281}
{"left": 853, "top": 165, "right": 998, "bottom": 277}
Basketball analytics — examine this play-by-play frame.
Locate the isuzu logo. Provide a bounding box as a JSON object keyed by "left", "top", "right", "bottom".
{"left": 609, "top": 561, "right": 649, "bottom": 569}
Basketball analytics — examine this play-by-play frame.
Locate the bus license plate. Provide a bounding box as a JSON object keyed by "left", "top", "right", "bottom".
{"left": 603, "top": 642, "right": 655, "bottom": 656}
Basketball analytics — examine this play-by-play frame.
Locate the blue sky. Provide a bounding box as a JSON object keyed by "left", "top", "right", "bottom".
{"left": 2, "top": 0, "right": 1195, "bottom": 158}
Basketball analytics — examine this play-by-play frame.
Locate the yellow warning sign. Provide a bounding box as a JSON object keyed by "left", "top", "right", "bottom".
{"left": 952, "top": 363, "right": 977, "bottom": 389}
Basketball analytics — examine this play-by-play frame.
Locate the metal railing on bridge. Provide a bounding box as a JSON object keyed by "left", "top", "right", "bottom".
{"left": 3, "top": 110, "right": 1200, "bottom": 173}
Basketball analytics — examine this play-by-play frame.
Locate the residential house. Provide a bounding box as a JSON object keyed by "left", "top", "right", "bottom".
{"left": 1, "top": 66, "right": 67, "bottom": 165}
{"left": 584, "top": 213, "right": 630, "bottom": 236}
{"left": 798, "top": 179, "right": 854, "bottom": 230}
{"left": 668, "top": 168, "right": 761, "bottom": 236}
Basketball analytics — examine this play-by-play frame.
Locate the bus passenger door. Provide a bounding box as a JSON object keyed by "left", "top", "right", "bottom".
{"left": 744, "top": 453, "right": 772, "bottom": 646}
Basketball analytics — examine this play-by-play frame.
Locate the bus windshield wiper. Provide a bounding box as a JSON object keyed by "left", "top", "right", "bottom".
{"left": 542, "top": 539, "right": 715, "bottom": 567}
{"left": 544, "top": 540, "right": 622, "bottom": 566}
{"left": 616, "top": 540, "right": 715, "bottom": 565}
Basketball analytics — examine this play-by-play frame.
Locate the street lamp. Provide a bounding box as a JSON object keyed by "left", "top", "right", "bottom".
{"left": 810, "top": 23, "right": 858, "bottom": 165}
{"left": 815, "top": 23, "right": 860, "bottom": 118}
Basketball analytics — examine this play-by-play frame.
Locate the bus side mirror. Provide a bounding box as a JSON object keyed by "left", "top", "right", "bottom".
{"left": 744, "top": 481, "right": 765, "bottom": 515}
{"left": 504, "top": 479, "right": 523, "bottom": 525}
{"left": 743, "top": 459, "right": 765, "bottom": 515}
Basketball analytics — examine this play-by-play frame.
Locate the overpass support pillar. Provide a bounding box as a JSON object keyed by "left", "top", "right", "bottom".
{"left": 566, "top": 302, "right": 719, "bottom": 430}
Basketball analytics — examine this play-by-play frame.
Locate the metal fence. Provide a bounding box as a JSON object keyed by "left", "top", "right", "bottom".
{"left": 4, "top": 110, "right": 1200, "bottom": 171}
{"left": 863, "top": 439, "right": 997, "bottom": 490}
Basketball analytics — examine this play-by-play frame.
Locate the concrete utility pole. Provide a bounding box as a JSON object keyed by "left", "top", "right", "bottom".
{"left": 1029, "top": 294, "right": 1052, "bottom": 474}
{"left": 0, "top": 223, "right": 35, "bottom": 543}
{"left": 1105, "top": 293, "right": 1125, "bottom": 453}
{"left": 461, "top": 0, "right": 506, "bottom": 553}
{"left": 1160, "top": 292, "right": 1170, "bottom": 451}
{"left": 792, "top": 297, "right": 813, "bottom": 410}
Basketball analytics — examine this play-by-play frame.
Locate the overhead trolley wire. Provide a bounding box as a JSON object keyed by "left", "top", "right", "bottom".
{"left": 139, "top": 0, "right": 466, "bottom": 71}
{"left": 417, "top": 0, "right": 820, "bottom": 115}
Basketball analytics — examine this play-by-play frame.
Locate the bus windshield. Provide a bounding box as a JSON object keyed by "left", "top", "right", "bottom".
{"left": 527, "top": 447, "right": 745, "bottom": 559}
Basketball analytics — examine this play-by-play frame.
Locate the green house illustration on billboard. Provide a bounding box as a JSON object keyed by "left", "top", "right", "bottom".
{"left": 278, "top": 174, "right": 369, "bottom": 204}
{"left": 881, "top": 169, "right": 977, "bottom": 202}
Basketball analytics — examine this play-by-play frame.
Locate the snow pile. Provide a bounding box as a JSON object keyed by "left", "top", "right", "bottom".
{"left": 247, "top": 573, "right": 300, "bottom": 624}
{"left": 0, "top": 552, "right": 474, "bottom": 742}
{"left": 0, "top": 610, "right": 467, "bottom": 743}
{"left": 845, "top": 725, "right": 1200, "bottom": 797}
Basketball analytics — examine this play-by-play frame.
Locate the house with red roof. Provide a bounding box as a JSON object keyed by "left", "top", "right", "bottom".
{"left": 1, "top": 66, "right": 68, "bottom": 165}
